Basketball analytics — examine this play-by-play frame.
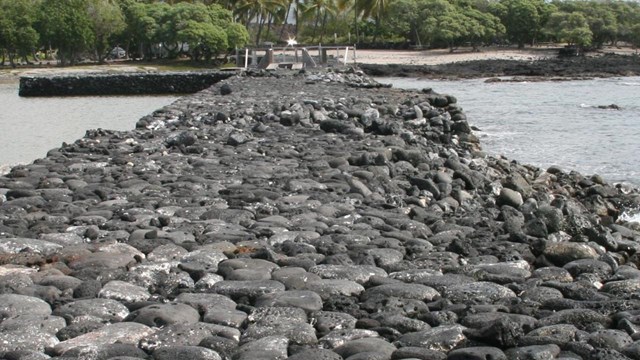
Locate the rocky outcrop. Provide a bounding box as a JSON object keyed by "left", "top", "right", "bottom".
{"left": 359, "top": 53, "right": 640, "bottom": 79}
{"left": 19, "top": 71, "right": 235, "bottom": 97}
{"left": 1, "top": 68, "right": 639, "bottom": 360}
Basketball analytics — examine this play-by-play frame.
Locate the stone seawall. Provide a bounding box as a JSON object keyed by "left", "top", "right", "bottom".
{"left": 2, "top": 68, "right": 640, "bottom": 359}
{"left": 18, "top": 71, "right": 236, "bottom": 97}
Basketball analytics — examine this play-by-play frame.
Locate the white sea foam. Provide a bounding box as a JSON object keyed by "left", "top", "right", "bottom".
{"left": 0, "top": 164, "right": 14, "bottom": 176}
{"left": 619, "top": 208, "right": 640, "bottom": 224}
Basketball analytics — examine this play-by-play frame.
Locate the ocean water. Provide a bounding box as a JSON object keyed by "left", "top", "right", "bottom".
{"left": 0, "top": 82, "right": 178, "bottom": 172}
{"left": 382, "top": 76, "right": 640, "bottom": 223}
{"left": 381, "top": 76, "right": 640, "bottom": 187}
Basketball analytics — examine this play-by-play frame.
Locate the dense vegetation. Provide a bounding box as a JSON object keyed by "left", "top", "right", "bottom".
{"left": 1, "top": 0, "right": 640, "bottom": 67}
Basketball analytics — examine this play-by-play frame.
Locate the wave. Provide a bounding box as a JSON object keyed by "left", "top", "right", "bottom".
{"left": 0, "top": 164, "right": 12, "bottom": 176}
{"left": 0, "top": 162, "right": 25, "bottom": 176}
{"left": 619, "top": 208, "right": 640, "bottom": 224}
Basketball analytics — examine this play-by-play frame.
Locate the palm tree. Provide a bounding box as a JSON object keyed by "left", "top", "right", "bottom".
{"left": 356, "top": 0, "right": 390, "bottom": 42}
{"left": 336, "top": 0, "right": 362, "bottom": 43}
{"left": 233, "top": 0, "right": 288, "bottom": 45}
{"left": 301, "top": 0, "right": 338, "bottom": 42}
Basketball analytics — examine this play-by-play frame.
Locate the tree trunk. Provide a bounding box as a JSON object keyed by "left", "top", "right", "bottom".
{"left": 279, "top": 0, "right": 293, "bottom": 40}
{"left": 320, "top": 10, "right": 329, "bottom": 43}
{"left": 256, "top": 15, "right": 267, "bottom": 45}
{"left": 372, "top": 16, "right": 381, "bottom": 44}
{"left": 312, "top": 8, "right": 321, "bottom": 43}
{"left": 266, "top": 14, "right": 273, "bottom": 41}
{"left": 295, "top": 0, "right": 300, "bottom": 36}
{"left": 354, "top": 3, "right": 359, "bottom": 43}
{"left": 8, "top": 52, "right": 15, "bottom": 68}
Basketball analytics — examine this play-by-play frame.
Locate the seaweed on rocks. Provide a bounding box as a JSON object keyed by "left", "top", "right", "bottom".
{"left": 1, "top": 67, "right": 640, "bottom": 360}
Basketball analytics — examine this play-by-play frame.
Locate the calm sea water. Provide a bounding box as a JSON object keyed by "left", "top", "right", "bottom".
{"left": 0, "top": 82, "right": 178, "bottom": 172}
{"left": 381, "top": 76, "right": 640, "bottom": 187}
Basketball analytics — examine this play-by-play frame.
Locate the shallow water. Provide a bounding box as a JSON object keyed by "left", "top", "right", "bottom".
{"left": 381, "top": 76, "right": 640, "bottom": 187}
{"left": 384, "top": 76, "right": 640, "bottom": 223}
{"left": 0, "top": 82, "right": 178, "bottom": 171}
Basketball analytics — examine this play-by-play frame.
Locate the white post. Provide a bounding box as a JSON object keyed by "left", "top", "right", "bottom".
{"left": 353, "top": 45, "right": 357, "bottom": 64}
{"left": 343, "top": 47, "right": 349, "bottom": 65}
{"left": 244, "top": 48, "right": 249, "bottom": 69}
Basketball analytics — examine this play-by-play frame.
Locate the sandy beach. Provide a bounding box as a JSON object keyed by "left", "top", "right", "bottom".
{"left": 353, "top": 46, "right": 561, "bottom": 65}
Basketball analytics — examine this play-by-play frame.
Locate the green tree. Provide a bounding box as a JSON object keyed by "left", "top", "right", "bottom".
{"left": 492, "top": 0, "right": 552, "bottom": 48}
{"left": 0, "top": 0, "right": 40, "bottom": 67}
{"left": 36, "top": 0, "right": 95, "bottom": 65}
{"left": 386, "top": 0, "right": 421, "bottom": 46}
{"left": 630, "top": 23, "right": 640, "bottom": 52}
{"left": 87, "top": 0, "right": 126, "bottom": 62}
{"left": 545, "top": 11, "right": 592, "bottom": 48}
{"left": 356, "top": 0, "right": 391, "bottom": 42}
{"left": 119, "top": 1, "right": 169, "bottom": 59}
{"left": 461, "top": 5, "right": 505, "bottom": 50}
{"left": 177, "top": 20, "right": 227, "bottom": 61}
{"left": 301, "top": 0, "right": 338, "bottom": 42}
{"left": 162, "top": 3, "right": 248, "bottom": 60}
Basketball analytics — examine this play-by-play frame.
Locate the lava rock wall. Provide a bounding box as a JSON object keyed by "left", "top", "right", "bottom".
{"left": 19, "top": 71, "right": 236, "bottom": 97}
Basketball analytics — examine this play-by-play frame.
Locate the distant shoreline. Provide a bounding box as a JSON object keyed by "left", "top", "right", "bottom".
{"left": 2, "top": 45, "right": 638, "bottom": 83}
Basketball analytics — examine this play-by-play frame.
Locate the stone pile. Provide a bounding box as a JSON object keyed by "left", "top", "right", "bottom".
{"left": 1, "top": 68, "right": 640, "bottom": 360}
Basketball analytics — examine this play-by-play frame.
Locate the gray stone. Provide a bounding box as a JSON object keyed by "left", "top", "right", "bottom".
{"left": 211, "top": 280, "right": 285, "bottom": 300}
{"left": 54, "top": 298, "right": 129, "bottom": 323}
{"left": 288, "top": 348, "right": 343, "bottom": 360}
{"left": 447, "top": 346, "right": 507, "bottom": 360}
{"left": 537, "top": 309, "right": 612, "bottom": 331}
{"left": 395, "top": 325, "right": 466, "bottom": 351}
{"left": 303, "top": 279, "right": 365, "bottom": 300}
{"left": 233, "top": 335, "right": 288, "bottom": 360}
{"left": 271, "top": 267, "right": 323, "bottom": 289}
{"left": 140, "top": 322, "right": 241, "bottom": 352}
{"left": 53, "top": 322, "right": 155, "bottom": 355}
{"left": 0, "top": 329, "right": 59, "bottom": 353}
{"left": 333, "top": 337, "right": 395, "bottom": 359}
{"left": 126, "top": 302, "right": 201, "bottom": 327}
{"left": 602, "top": 279, "right": 640, "bottom": 297}
{"left": 521, "top": 324, "right": 582, "bottom": 345}
{"left": 242, "top": 307, "right": 316, "bottom": 345}
{"left": 497, "top": 188, "right": 523, "bottom": 208}
{"left": 361, "top": 283, "right": 439, "bottom": 302}
{"left": 588, "top": 329, "right": 634, "bottom": 351}
{"left": 255, "top": 290, "right": 323, "bottom": 312}
{"left": 0, "top": 314, "right": 66, "bottom": 335}
{"left": 0, "top": 294, "right": 52, "bottom": 318}
{"left": 443, "top": 281, "right": 516, "bottom": 304}
{"left": 0, "top": 237, "right": 62, "bottom": 256}
{"left": 309, "top": 264, "right": 387, "bottom": 285}
{"left": 203, "top": 307, "right": 248, "bottom": 328}
{"left": 98, "top": 280, "right": 151, "bottom": 303}
{"left": 37, "top": 275, "right": 83, "bottom": 291}
{"left": 153, "top": 346, "right": 221, "bottom": 360}
{"left": 542, "top": 242, "right": 599, "bottom": 266}
{"left": 319, "top": 329, "right": 381, "bottom": 349}
{"left": 504, "top": 344, "right": 561, "bottom": 360}
{"left": 55, "top": 343, "right": 149, "bottom": 360}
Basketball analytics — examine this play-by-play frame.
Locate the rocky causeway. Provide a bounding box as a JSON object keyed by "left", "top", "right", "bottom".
{"left": 1, "top": 67, "right": 640, "bottom": 360}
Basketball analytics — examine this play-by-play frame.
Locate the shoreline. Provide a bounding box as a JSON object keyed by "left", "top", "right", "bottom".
{"left": 2, "top": 46, "right": 638, "bottom": 83}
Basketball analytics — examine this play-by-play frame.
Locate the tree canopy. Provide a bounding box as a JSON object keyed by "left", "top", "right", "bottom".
{"left": 2, "top": 0, "right": 640, "bottom": 67}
